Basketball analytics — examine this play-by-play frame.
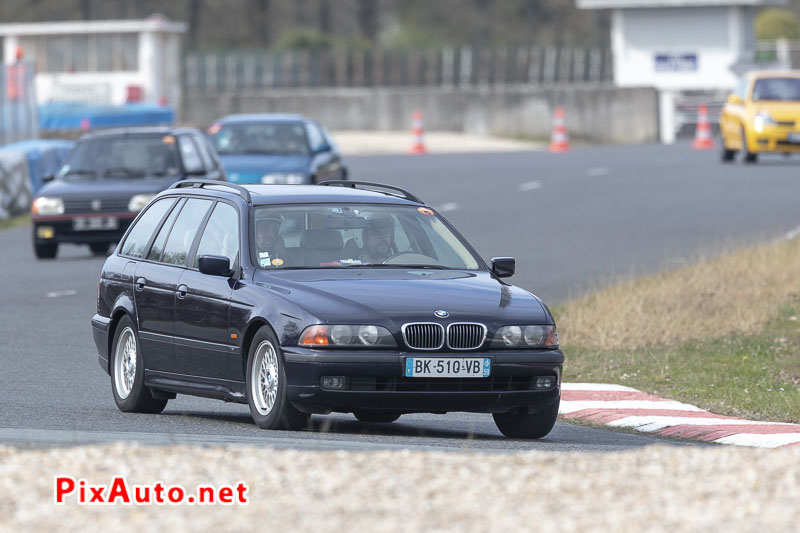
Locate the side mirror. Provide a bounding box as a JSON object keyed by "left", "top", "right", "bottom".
{"left": 491, "top": 257, "right": 515, "bottom": 278}
{"left": 727, "top": 93, "right": 743, "bottom": 105}
{"left": 42, "top": 174, "right": 55, "bottom": 183}
{"left": 313, "top": 143, "right": 331, "bottom": 154}
{"left": 198, "top": 254, "right": 232, "bottom": 277}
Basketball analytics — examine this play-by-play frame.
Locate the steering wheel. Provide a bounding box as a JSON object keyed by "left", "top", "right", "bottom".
{"left": 382, "top": 252, "right": 443, "bottom": 266}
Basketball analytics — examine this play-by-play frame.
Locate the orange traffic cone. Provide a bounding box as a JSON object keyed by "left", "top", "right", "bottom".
{"left": 692, "top": 104, "right": 715, "bottom": 150}
{"left": 549, "top": 107, "right": 570, "bottom": 153}
{"left": 408, "top": 110, "right": 427, "bottom": 154}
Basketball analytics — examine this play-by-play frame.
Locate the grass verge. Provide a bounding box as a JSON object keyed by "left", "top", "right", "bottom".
{"left": 555, "top": 238, "right": 800, "bottom": 424}
{"left": 0, "top": 213, "right": 30, "bottom": 231}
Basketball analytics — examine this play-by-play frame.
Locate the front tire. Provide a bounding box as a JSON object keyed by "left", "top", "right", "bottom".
{"left": 89, "top": 242, "right": 111, "bottom": 256}
{"left": 111, "top": 315, "right": 168, "bottom": 413}
{"left": 246, "top": 326, "right": 309, "bottom": 430}
{"left": 34, "top": 242, "right": 58, "bottom": 259}
{"left": 493, "top": 398, "right": 560, "bottom": 439}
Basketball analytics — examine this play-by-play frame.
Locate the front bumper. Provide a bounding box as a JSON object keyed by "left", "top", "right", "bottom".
{"left": 91, "top": 314, "right": 112, "bottom": 375}
{"left": 33, "top": 214, "right": 136, "bottom": 245}
{"left": 748, "top": 126, "right": 800, "bottom": 153}
{"left": 282, "top": 347, "right": 564, "bottom": 414}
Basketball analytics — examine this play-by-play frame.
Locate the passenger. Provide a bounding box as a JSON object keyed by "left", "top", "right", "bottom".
{"left": 255, "top": 215, "right": 289, "bottom": 267}
{"left": 359, "top": 217, "right": 394, "bottom": 264}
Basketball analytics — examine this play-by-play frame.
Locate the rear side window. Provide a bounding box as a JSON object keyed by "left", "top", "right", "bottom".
{"left": 146, "top": 198, "right": 184, "bottom": 262}
{"left": 194, "top": 202, "right": 239, "bottom": 268}
{"left": 160, "top": 198, "right": 213, "bottom": 266}
{"left": 120, "top": 198, "right": 176, "bottom": 258}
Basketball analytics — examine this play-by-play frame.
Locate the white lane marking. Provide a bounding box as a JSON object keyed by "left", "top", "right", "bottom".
{"left": 713, "top": 433, "right": 800, "bottom": 448}
{"left": 586, "top": 166, "right": 609, "bottom": 177}
{"left": 438, "top": 202, "right": 458, "bottom": 213}
{"left": 559, "top": 400, "right": 707, "bottom": 414}
{"left": 45, "top": 290, "right": 77, "bottom": 298}
{"left": 786, "top": 225, "right": 800, "bottom": 241}
{"left": 608, "top": 416, "right": 797, "bottom": 432}
{"left": 518, "top": 180, "right": 541, "bottom": 192}
{"left": 561, "top": 383, "right": 638, "bottom": 392}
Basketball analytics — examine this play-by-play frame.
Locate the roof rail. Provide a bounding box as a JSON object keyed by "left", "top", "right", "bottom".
{"left": 318, "top": 180, "right": 424, "bottom": 204}
{"left": 169, "top": 179, "right": 252, "bottom": 203}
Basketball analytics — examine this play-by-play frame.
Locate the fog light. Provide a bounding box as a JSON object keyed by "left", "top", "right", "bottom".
{"left": 535, "top": 376, "right": 555, "bottom": 390}
{"left": 37, "top": 226, "right": 55, "bottom": 239}
{"left": 321, "top": 376, "right": 346, "bottom": 390}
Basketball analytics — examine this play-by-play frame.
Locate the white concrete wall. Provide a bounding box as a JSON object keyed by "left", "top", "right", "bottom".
{"left": 613, "top": 5, "right": 755, "bottom": 90}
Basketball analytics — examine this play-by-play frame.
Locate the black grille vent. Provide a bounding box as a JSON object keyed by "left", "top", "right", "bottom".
{"left": 348, "top": 376, "right": 535, "bottom": 392}
{"left": 447, "top": 323, "right": 486, "bottom": 350}
{"left": 63, "top": 198, "right": 131, "bottom": 214}
{"left": 402, "top": 323, "right": 444, "bottom": 350}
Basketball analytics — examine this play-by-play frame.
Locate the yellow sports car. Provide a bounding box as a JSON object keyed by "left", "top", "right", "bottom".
{"left": 719, "top": 70, "right": 800, "bottom": 163}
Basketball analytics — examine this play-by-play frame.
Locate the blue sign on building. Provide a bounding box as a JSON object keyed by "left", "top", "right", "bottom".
{"left": 654, "top": 53, "right": 698, "bottom": 73}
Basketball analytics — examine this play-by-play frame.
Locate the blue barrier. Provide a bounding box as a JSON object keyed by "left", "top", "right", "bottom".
{"left": 39, "top": 102, "right": 174, "bottom": 131}
{"left": 0, "top": 139, "right": 74, "bottom": 195}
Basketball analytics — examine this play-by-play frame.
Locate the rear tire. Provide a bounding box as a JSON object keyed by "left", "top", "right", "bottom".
{"left": 111, "top": 315, "right": 168, "bottom": 414}
{"left": 246, "top": 326, "right": 309, "bottom": 431}
{"left": 89, "top": 242, "right": 111, "bottom": 256}
{"left": 493, "top": 398, "right": 560, "bottom": 439}
{"left": 354, "top": 411, "right": 401, "bottom": 423}
{"left": 34, "top": 242, "right": 58, "bottom": 259}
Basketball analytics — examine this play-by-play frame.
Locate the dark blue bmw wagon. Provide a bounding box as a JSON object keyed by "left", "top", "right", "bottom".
{"left": 91, "top": 180, "right": 564, "bottom": 438}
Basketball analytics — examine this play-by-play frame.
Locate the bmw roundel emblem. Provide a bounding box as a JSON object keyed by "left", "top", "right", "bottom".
{"left": 434, "top": 310, "right": 449, "bottom": 318}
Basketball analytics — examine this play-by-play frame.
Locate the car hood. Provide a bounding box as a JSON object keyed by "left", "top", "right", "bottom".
{"left": 37, "top": 176, "right": 178, "bottom": 199}
{"left": 220, "top": 154, "right": 310, "bottom": 183}
{"left": 748, "top": 100, "right": 800, "bottom": 120}
{"left": 254, "top": 269, "right": 550, "bottom": 327}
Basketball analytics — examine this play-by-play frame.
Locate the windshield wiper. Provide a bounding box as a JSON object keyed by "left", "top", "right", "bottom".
{"left": 62, "top": 169, "right": 97, "bottom": 179}
{"left": 103, "top": 167, "right": 146, "bottom": 178}
{"left": 347, "top": 264, "right": 452, "bottom": 270}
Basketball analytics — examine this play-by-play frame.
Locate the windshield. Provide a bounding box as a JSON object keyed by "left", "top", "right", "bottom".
{"left": 59, "top": 135, "right": 182, "bottom": 180}
{"left": 751, "top": 78, "right": 800, "bottom": 102}
{"left": 252, "top": 204, "right": 482, "bottom": 270}
{"left": 209, "top": 122, "right": 310, "bottom": 155}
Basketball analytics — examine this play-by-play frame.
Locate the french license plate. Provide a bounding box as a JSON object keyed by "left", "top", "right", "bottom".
{"left": 787, "top": 132, "right": 800, "bottom": 143}
{"left": 404, "top": 357, "right": 491, "bottom": 378}
{"left": 72, "top": 217, "right": 119, "bottom": 231}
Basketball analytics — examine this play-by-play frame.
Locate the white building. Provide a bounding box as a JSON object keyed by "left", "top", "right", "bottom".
{"left": 578, "top": 0, "right": 786, "bottom": 141}
{"left": 0, "top": 15, "right": 186, "bottom": 109}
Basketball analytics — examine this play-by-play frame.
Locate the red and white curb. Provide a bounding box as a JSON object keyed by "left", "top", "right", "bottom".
{"left": 559, "top": 383, "right": 800, "bottom": 448}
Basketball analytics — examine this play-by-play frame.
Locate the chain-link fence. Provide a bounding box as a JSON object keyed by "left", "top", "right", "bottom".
{"left": 0, "top": 61, "right": 38, "bottom": 144}
{"left": 184, "top": 46, "right": 613, "bottom": 93}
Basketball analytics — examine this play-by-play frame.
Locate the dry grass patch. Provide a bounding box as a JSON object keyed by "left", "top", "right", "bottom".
{"left": 557, "top": 237, "right": 800, "bottom": 350}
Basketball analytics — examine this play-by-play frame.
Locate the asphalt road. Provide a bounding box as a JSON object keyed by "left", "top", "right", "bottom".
{"left": 3, "top": 143, "right": 799, "bottom": 452}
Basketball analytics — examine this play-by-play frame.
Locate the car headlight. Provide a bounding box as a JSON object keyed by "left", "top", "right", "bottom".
{"left": 754, "top": 111, "right": 777, "bottom": 133}
{"left": 299, "top": 325, "right": 396, "bottom": 347}
{"left": 261, "top": 173, "right": 305, "bottom": 185}
{"left": 491, "top": 325, "right": 558, "bottom": 348}
{"left": 128, "top": 194, "right": 155, "bottom": 212}
{"left": 31, "top": 196, "right": 64, "bottom": 216}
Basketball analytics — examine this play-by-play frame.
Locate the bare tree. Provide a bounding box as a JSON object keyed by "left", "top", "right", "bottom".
{"left": 255, "top": 0, "right": 272, "bottom": 47}
{"left": 319, "top": 0, "right": 331, "bottom": 35}
{"left": 187, "top": 0, "right": 202, "bottom": 50}
{"left": 80, "top": 0, "right": 91, "bottom": 19}
{"left": 357, "top": 0, "right": 377, "bottom": 43}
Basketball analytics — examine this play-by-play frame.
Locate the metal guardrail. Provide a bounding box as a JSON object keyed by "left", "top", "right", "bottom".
{"left": 0, "top": 61, "right": 38, "bottom": 145}
{"left": 183, "top": 46, "right": 613, "bottom": 93}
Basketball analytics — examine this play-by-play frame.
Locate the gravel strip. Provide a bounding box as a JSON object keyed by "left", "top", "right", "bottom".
{"left": 1, "top": 444, "right": 798, "bottom": 532}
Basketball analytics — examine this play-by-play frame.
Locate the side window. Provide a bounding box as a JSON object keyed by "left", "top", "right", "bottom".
{"left": 161, "top": 198, "right": 213, "bottom": 266}
{"left": 119, "top": 198, "right": 176, "bottom": 258}
{"left": 194, "top": 202, "right": 239, "bottom": 268}
{"left": 146, "top": 198, "right": 185, "bottom": 262}
{"left": 305, "top": 123, "right": 327, "bottom": 152}
{"left": 736, "top": 79, "right": 748, "bottom": 100}
{"left": 178, "top": 135, "right": 204, "bottom": 174}
{"left": 193, "top": 133, "right": 215, "bottom": 171}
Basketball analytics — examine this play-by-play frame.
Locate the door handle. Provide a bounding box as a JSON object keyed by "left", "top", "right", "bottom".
{"left": 177, "top": 284, "right": 188, "bottom": 299}
{"left": 135, "top": 277, "right": 146, "bottom": 291}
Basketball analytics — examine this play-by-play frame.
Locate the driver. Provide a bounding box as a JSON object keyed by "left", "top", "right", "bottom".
{"left": 359, "top": 217, "right": 394, "bottom": 264}
{"left": 255, "top": 214, "right": 288, "bottom": 267}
